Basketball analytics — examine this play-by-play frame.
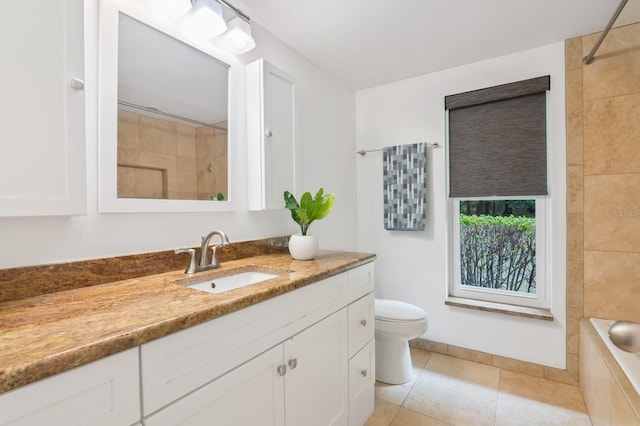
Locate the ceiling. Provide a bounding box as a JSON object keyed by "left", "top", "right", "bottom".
{"left": 232, "top": 0, "right": 640, "bottom": 90}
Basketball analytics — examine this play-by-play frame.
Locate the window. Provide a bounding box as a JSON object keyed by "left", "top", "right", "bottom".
{"left": 451, "top": 198, "right": 546, "bottom": 307}
{"left": 445, "top": 76, "right": 550, "bottom": 309}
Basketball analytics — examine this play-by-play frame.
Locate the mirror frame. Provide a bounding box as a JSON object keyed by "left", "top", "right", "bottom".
{"left": 98, "top": 0, "right": 240, "bottom": 213}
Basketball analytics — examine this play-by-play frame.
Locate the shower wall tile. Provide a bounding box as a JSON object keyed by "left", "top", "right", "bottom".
{"left": 583, "top": 94, "right": 640, "bottom": 176}
{"left": 139, "top": 150, "right": 177, "bottom": 193}
{"left": 566, "top": 116, "right": 584, "bottom": 166}
{"left": 565, "top": 37, "right": 583, "bottom": 71}
{"left": 566, "top": 69, "right": 583, "bottom": 118}
{"left": 116, "top": 111, "right": 228, "bottom": 200}
{"left": 117, "top": 110, "right": 139, "bottom": 149}
{"left": 117, "top": 146, "right": 139, "bottom": 166}
{"left": 567, "top": 166, "right": 584, "bottom": 214}
{"left": 196, "top": 126, "right": 228, "bottom": 199}
{"left": 567, "top": 213, "right": 584, "bottom": 261}
{"left": 177, "top": 124, "right": 196, "bottom": 158}
{"left": 177, "top": 156, "right": 197, "bottom": 194}
{"left": 117, "top": 166, "right": 136, "bottom": 198}
{"left": 135, "top": 167, "right": 165, "bottom": 199}
{"left": 566, "top": 256, "right": 584, "bottom": 310}
{"left": 584, "top": 174, "right": 640, "bottom": 252}
{"left": 584, "top": 250, "right": 640, "bottom": 323}
{"left": 583, "top": 24, "right": 640, "bottom": 101}
{"left": 566, "top": 307, "right": 582, "bottom": 355}
{"left": 139, "top": 116, "right": 177, "bottom": 156}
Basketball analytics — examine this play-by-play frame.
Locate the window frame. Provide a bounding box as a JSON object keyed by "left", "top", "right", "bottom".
{"left": 444, "top": 78, "right": 552, "bottom": 310}
{"left": 448, "top": 196, "right": 548, "bottom": 309}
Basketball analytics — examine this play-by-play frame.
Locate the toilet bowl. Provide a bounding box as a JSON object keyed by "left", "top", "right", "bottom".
{"left": 375, "top": 299, "right": 428, "bottom": 384}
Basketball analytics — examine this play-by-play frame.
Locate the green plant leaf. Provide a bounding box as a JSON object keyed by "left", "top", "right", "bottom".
{"left": 283, "top": 188, "right": 335, "bottom": 235}
{"left": 283, "top": 191, "right": 303, "bottom": 228}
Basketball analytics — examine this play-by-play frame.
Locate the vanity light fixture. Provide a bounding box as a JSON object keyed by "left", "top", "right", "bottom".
{"left": 220, "top": 13, "right": 256, "bottom": 54}
{"left": 182, "top": 0, "right": 228, "bottom": 39}
{"left": 164, "top": 0, "right": 256, "bottom": 54}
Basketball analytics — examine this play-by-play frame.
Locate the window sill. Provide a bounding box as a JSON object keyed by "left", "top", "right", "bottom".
{"left": 445, "top": 296, "right": 553, "bottom": 321}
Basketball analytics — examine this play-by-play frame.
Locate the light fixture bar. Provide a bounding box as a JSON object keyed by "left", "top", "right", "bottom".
{"left": 216, "top": 0, "right": 251, "bottom": 22}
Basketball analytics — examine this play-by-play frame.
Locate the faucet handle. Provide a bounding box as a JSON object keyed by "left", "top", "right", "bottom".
{"left": 174, "top": 248, "right": 197, "bottom": 274}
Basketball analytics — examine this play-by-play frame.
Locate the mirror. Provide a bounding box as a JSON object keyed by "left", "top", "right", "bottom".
{"left": 98, "top": 0, "right": 238, "bottom": 213}
{"left": 117, "top": 13, "right": 228, "bottom": 201}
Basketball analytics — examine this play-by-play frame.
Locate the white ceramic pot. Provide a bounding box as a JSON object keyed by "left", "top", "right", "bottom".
{"left": 288, "top": 234, "right": 318, "bottom": 260}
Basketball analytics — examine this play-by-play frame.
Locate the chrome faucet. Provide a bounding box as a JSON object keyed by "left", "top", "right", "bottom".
{"left": 174, "top": 230, "right": 230, "bottom": 274}
{"left": 199, "top": 230, "right": 230, "bottom": 270}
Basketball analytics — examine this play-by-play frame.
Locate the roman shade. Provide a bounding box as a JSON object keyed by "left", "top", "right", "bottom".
{"left": 446, "top": 76, "right": 550, "bottom": 198}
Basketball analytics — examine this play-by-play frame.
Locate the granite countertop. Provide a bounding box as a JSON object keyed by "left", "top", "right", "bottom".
{"left": 0, "top": 250, "right": 375, "bottom": 394}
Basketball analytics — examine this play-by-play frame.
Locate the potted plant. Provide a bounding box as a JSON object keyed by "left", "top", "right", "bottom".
{"left": 284, "top": 188, "right": 335, "bottom": 260}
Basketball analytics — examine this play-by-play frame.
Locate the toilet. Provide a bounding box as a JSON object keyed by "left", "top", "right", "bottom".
{"left": 375, "top": 299, "right": 428, "bottom": 384}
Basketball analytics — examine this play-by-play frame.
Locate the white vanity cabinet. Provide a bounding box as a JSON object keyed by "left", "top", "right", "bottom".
{"left": 247, "top": 58, "right": 296, "bottom": 211}
{"left": 0, "top": 348, "right": 140, "bottom": 426}
{"left": 0, "top": 0, "right": 86, "bottom": 216}
{"left": 145, "top": 309, "right": 348, "bottom": 426}
{"left": 141, "top": 262, "right": 374, "bottom": 425}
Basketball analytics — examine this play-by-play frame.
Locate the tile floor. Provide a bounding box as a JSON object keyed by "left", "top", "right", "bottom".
{"left": 366, "top": 348, "right": 592, "bottom": 426}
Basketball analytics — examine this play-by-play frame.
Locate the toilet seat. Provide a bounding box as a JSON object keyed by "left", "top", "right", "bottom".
{"left": 375, "top": 299, "right": 427, "bottom": 322}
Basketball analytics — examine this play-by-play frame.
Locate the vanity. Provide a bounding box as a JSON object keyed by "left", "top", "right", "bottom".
{"left": 0, "top": 250, "right": 375, "bottom": 425}
{"left": 0, "top": 0, "right": 365, "bottom": 422}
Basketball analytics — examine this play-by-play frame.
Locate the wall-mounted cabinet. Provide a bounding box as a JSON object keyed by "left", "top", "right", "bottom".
{"left": 247, "top": 59, "right": 295, "bottom": 211}
{"left": 0, "top": 0, "right": 87, "bottom": 216}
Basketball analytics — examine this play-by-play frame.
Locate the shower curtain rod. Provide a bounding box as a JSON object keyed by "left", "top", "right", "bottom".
{"left": 117, "top": 100, "right": 227, "bottom": 131}
{"left": 356, "top": 142, "right": 440, "bottom": 156}
{"left": 583, "top": 0, "right": 629, "bottom": 65}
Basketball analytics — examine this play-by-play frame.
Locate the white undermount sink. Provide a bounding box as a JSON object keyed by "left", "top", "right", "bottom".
{"left": 187, "top": 271, "right": 278, "bottom": 294}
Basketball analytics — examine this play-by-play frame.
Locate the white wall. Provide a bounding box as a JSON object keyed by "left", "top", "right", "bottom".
{"left": 0, "top": 0, "right": 356, "bottom": 269}
{"left": 355, "top": 43, "right": 567, "bottom": 368}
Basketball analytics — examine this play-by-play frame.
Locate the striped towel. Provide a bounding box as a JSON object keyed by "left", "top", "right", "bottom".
{"left": 383, "top": 143, "right": 427, "bottom": 231}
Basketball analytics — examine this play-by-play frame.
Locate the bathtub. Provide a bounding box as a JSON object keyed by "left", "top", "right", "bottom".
{"left": 590, "top": 318, "right": 640, "bottom": 396}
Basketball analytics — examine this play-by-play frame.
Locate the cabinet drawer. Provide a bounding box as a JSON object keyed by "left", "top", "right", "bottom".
{"left": 347, "top": 262, "right": 374, "bottom": 302}
{"left": 348, "top": 339, "right": 375, "bottom": 426}
{"left": 348, "top": 293, "right": 375, "bottom": 358}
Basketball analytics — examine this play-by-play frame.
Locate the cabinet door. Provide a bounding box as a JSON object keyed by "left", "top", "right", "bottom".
{"left": 145, "top": 345, "right": 285, "bottom": 426}
{"left": 285, "top": 309, "right": 348, "bottom": 426}
{"left": 0, "top": 348, "right": 140, "bottom": 426}
{"left": 348, "top": 340, "right": 375, "bottom": 426}
{"left": 0, "top": 0, "right": 86, "bottom": 216}
{"left": 247, "top": 59, "right": 295, "bottom": 211}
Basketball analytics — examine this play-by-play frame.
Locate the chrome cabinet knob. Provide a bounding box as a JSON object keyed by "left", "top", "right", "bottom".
{"left": 69, "top": 78, "right": 85, "bottom": 90}
{"left": 288, "top": 358, "right": 298, "bottom": 369}
{"left": 360, "top": 319, "right": 367, "bottom": 327}
{"left": 277, "top": 365, "right": 287, "bottom": 376}
{"left": 361, "top": 369, "right": 367, "bottom": 377}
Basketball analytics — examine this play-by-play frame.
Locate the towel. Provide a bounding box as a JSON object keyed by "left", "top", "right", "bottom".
{"left": 383, "top": 143, "right": 427, "bottom": 231}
